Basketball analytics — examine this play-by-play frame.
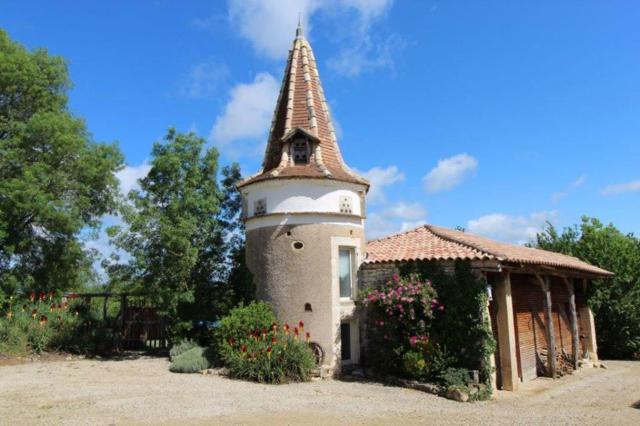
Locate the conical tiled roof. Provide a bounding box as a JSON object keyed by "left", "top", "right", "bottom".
{"left": 238, "top": 24, "right": 368, "bottom": 188}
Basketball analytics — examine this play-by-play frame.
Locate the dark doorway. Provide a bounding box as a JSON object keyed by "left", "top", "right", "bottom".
{"left": 340, "top": 323, "right": 351, "bottom": 361}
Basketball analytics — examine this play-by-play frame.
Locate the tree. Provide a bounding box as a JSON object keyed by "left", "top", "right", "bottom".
{"left": 0, "top": 30, "right": 123, "bottom": 298}
{"left": 535, "top": 217, "right": 640, "bottom": 359}
{"left": 108, "top": 129, "right": 231, "bottom": 339}
{"left": 219, "top": 163, "right": 254, "bottom": 305}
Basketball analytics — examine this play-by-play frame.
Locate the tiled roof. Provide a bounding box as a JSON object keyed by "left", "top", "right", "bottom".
{"left": 238, "top": 25, "right": 368, "bottom": 188}
{"left": 366, "top": 225, "right": 613, "bottom": 277}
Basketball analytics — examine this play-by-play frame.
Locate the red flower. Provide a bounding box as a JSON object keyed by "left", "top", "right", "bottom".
{"left": 392, "top": 274, "right": 400, "bottom": 282}
{"left": 29, "top": 292, "right": 35, "bottom": 302}
{"left": 31, "top": 309, "right": 38, "bottom": 318}
{"left": 39, "top": 292, "right": 45, "bottom": 301}
{"left": 298, "top": 320, "right": 304, "bottom": 329}
{"left": 305, "top": 332, "right": 311, "bottom": 343}
{"left": 228, "top": 338, "right": 236, "bottom": 346}
{"left": 50, "top": 304, "right": 55, "bottom": 312}
{"left": 39, "top": 315, "right": 47, "bottom": 327}
{"left": 293, "top": 327, "right": 299, "bottom": 337}
{"left": 266, "top": 346, "right": 272, "bottom": 359}
{"left": 283, "top": 323, "right": 290, "bottom": 334}
{"left": 57, "top": 315, "right": 62, "bottom": 322}
{"left": 240, "top": 345, "right": 247, "bottom": 353}
{"left": 271, "top": 323, "right": 278, "bottom": 332}
{"left": 271, "top": 336, "right": 277, "bottom": 344}
{"left": 69, "top": 293, "right": 78, "bottom": 299}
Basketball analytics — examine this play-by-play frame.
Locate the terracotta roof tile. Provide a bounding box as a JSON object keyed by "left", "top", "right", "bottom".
{"left": 366, "top": 225, "right": 613, "bottom": 277}
{"left": 238, "top": 27, "right": 367, "bottom": 188}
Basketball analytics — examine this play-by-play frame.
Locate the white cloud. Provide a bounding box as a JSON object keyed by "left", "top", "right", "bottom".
{"left": 328, "top": 32, "right": 405, "bottom": 77}
{"left": 227, "top": 0, "right": 318, "bottom": 59}
{"left": 210, "top": 72, "right": 279, "bottom": 158}
{"left": 381, "top": 201, "right": 427, "bottom": 222}
{"left": 551, "top": 174, "right": 587, "bottom": 202}
{"left": 366, "top": 201, "right": 427, "bottom": 239}
{"left": 601, "top": 180, "right": 640, "bottom": 196}
{"left": 179, "top": 61, "right": 229, "bottom": 99}
{"left": 466, "top": 211, "right": 557, "bottom": 245}
{"left": 358, "top": 165, "right": 404, "bottom": 204}
{"left": 116, "top": 163, "right": 151, "bottom": 196}
{"left": 225, "top": 0, "right": 399, "bottom": 76}
{"left": 422, "top": 153, "right": 478, "bottom": 193}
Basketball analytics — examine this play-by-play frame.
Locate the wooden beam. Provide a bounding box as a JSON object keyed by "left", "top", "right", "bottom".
{"left": 535, "top": 274, "right": 557, "bottom": 378}
{"left": 502, "top": 264, "right": 608, "bottom": 280}
{"left": 563, "top": 277, "right": 580, "bottom": 369}
{"left": 493, "top": 272, "right": 519, "bottom": 391}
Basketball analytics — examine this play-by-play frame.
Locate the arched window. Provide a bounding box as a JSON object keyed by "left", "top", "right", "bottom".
{"left": 292, "top": 138, "right": 309, "bottom": 164}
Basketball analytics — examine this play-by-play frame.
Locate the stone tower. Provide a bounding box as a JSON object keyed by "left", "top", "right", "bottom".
{"left": 238, "top": 23, "right": 369, "bottom": 372}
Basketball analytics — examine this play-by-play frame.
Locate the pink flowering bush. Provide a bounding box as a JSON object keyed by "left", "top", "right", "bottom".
{"left": 361, "top": 273, "right": 447, "bottom": 380}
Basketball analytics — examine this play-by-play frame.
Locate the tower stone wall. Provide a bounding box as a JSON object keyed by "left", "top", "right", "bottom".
{"left": 246, "top": 222, "right": 365, "bottom": 370}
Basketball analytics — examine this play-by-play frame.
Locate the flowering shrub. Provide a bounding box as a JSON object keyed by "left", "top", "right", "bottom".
{"left": 217, "top": 302, "right": 315, "bottom": 383}
{"left": 361, "top": 274, "right": 445, "bottom": 380}
{"left": 0, "top": 292, "right": 85, "bottom": 354}
{"left": 399, "top": 260, "right": 496, "bottom": 399}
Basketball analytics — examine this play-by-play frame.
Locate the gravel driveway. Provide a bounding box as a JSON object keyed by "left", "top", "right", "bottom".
{"left": 1, "top": 357, "right": 639, "bottom": 425}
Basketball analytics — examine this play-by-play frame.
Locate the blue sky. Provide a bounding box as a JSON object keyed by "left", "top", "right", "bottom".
{"left": 2, "top": 1, "right": 639, "bottom": 252}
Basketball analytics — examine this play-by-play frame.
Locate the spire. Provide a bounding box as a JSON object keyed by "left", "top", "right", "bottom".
{"left": 296, "top": 13, "right": 304, "bottom": 38}
{"left": 239, "top": 27, "right": 368, "bottom": 188}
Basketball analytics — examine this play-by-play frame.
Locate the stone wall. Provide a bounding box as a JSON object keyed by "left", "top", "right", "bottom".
{"left": 358, "top": 262, "right": 399, "bottom": 290}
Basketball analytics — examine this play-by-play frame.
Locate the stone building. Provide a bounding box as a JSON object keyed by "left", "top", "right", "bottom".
{"left": 363, "top": 225, "right": 612, "bottom": 390}
{"left": 239, "top": 24, "right": 613, "bottom": 387}
{"left": 238, "top": 23, "right": 368, "bottom": 373}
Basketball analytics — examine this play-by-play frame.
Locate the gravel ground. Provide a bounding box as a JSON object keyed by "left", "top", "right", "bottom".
{"left": 1, "top": 357, "right": 639, "bottom": 425}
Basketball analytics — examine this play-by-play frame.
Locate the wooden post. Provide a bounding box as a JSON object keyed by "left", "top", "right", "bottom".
{"left": 563, "top": 277, "right": 580, "bottom": 369}
{"left": 494, "top": 272, "right": 519, "bottom": 391}
{"left": 536, "top": 274, "right": 557, "bottom": 378}
{"left": 580, "top": 278, "right": 599, "bottom": 363}
{"left": 103, "top": 296, "right": 108, "bottom": 322}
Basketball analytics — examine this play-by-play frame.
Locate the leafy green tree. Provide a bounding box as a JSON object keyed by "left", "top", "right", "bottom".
{"left": 0, "top": 30, "right": 123, "bottom": 298}
{"left": 535, "top": 217, "right": 640, "bottom": 359}
{"left": 108, "top": 129, "right": 233, "bottom": 339}
{"left": 219, "top": 163, "right": 254, "bottom": 304}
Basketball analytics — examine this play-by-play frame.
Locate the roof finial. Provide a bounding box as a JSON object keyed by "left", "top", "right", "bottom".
{"left": 296, "top": 13, "right": 304, "bottom": 38}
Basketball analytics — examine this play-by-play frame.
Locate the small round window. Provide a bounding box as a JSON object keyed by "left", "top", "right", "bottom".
{"left": 292, "top": 241, "right": 304, "bottom": 251}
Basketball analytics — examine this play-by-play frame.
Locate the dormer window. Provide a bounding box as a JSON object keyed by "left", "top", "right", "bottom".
{"left": 292, "top": 138, "right": 309, "bottom": 164}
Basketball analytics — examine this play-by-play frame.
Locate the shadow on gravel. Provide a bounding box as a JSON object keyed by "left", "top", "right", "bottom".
{"left": 92, "top": 350, "right": 167, "bottom": 362}
{"left": 632, "top": 400, "right": 640, "bottom": 410}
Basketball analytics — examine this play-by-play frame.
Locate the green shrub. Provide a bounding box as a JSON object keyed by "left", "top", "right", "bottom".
{"left": 220, "top": 326, "right": 315, "bottom": 383}
{"left": 169, "top": 346, "right": 215, "bottom": 373}
{"left": 217, "top": 302, "right": 276, "bottom": 343}
{"left": 0, "top": 293, "right": 87, "bottom": 355}
{"left": 169, "top": 339, "right": 199, "bottom": 361}
{"left": 400, "top": 260, "right": 496, "bottom": 394}
{"left": 438, "top": 367, "right": 471, "bottom": 388}
{"left": 217, "top": 303, "right": 315, "bottom": 383}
